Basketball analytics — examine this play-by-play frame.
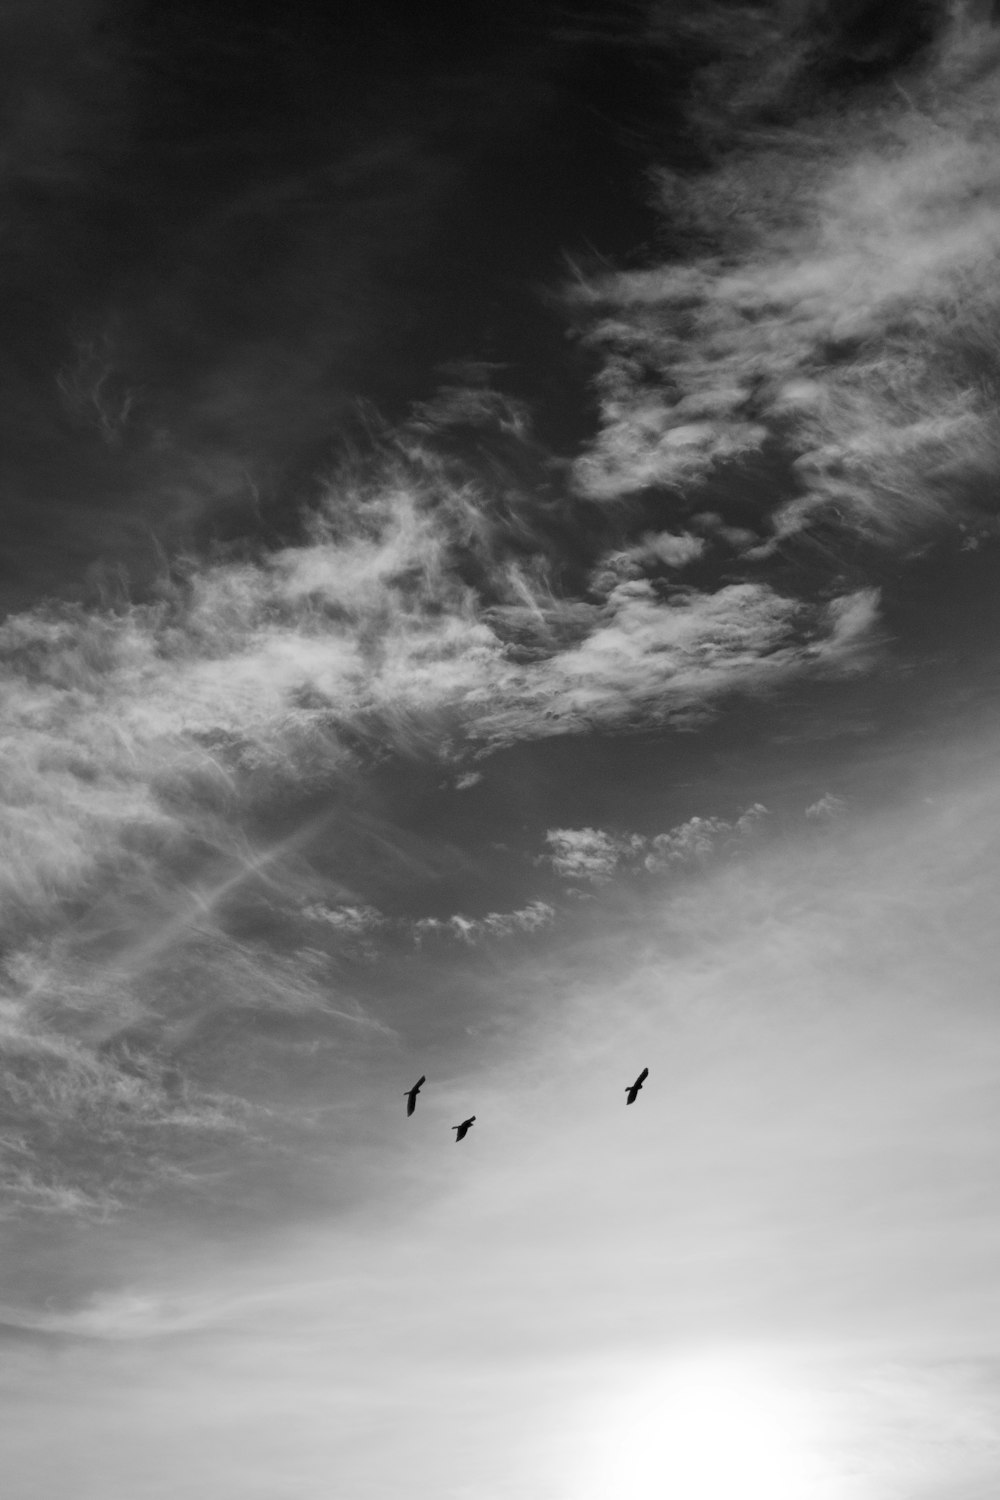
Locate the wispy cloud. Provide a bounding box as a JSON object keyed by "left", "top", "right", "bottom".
{"left": 643, "top": 802, "right": 768, "bottom": 871}
{"left": 0, "top": 434, "right": 877, "bottom": 937}
{"left": 301, "top": 903, "right": 387, "bottom": 936}
{"left": 0, "top": 380, "right": 885, "bottom": 1221}
{"left": 569, "top": 3, "right": 1000, "bottom": 552}
{"left": 544, "top": 827, "right": 641, "bottom": 884}
{"left": 545, "top": 802, "right": 770, "bottom": 882}
{"left": 3, "top": 0, "right": 990, "bottom": 1262}
{"left": 479, "top": 581, "right": 880, "bottom": 745}
{"left": 805, "top": 792, "right": 848, "bottom": 821}
{"left": 414, "top": 900, "right": 555, "bottom": 944}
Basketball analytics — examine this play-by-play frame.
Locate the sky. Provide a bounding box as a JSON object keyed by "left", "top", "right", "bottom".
{"left": 3, "top": 0, "right": 1000, "bottom": 1495}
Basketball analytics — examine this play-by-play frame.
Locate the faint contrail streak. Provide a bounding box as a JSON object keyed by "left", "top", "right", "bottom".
{"left": 20, "top": 805, "right": 390, "bottom": 1032}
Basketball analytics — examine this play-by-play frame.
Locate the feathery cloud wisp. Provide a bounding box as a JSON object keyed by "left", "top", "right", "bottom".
{"left": 569, "top": 7, "right": 1000, "bottom": 551}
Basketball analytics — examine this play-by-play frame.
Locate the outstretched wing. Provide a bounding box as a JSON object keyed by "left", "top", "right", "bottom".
{"left": 625, "top": 1068, "right": 648, "bottom": 1104}
{"left": 405, "top": 1075, "right": 426, "bottom": 1116}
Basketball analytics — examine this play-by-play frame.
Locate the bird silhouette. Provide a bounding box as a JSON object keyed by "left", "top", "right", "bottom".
{"left": 625, "top": 1067, "right": 648, "bottom": 1105}
{"left": 404, "top": 1075, "right": 426, "bottom": 1117}
{"left": 452, "top": 1115, "right": 476, "bottom": 1141}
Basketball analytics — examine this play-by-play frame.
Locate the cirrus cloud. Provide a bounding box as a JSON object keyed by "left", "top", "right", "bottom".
{"left": 568, "top": 4, "right": 1000, "bottom": 553}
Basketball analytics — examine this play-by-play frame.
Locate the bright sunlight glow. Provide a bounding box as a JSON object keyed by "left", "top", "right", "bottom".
{"left": 578, "top": 1350, "right": 854, "bottom": 1500}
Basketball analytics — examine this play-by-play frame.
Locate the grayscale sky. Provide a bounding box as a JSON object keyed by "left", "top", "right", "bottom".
{"left": 4, "top": 2, "right": 1000, "bottom": 1496}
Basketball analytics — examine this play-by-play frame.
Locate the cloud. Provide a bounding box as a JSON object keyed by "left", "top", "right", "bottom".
{"left": 409, "top": 381, "right": 531, "bottom": 441}
{"left": 596, "top": 530, "right": 707, "bottom": 585}
{"left": 0, "top": 333, "right": 890, "bottom": 1230}
{"left": 414, "top": 900, "right": 555, "bottom": 944}
{"left": 0, "top": 426, "right": 872, "bottom": 1219}
{"left": 0, "top": 1289, "right": 217, "bottom": 1341}
{"left": 0, "top": 1002, "right": 254, "bottom": 1220}
{"left": 302, "top": 904, "right": 386, "bottom": 936}
{"left": 0, "top": 433, "right": 877, "bottom": 939}
{"left": 546, "top": 804, "right": 769, "bottom": 882}
{"left": 805, "top": 792, "right": 849, "bottom": 821}
{"left": 636, "top": 0, "right": 947, "bottom": 140}
{"left": 643, "top": 803, "right": 769, "bottom": 871}
{"left": 8, "top": 4, "right": 977, "bottom": 1233}
{"left": 544, "top": 827, "right": 637, "bottom": 884}
{"left": 638, "top": 530, "right": 706, "bottom": 567}
{"left": 55, "top": 323, "right": 140, "bottom": 447}
{"left": 480, "top": 581, "right": 879, "bottom": 745}
{"left": 567, "top": 4, "right": 1000, "bottom": 551}
{"left": 8, "top": 754, "right": 998, "bottom": 1498}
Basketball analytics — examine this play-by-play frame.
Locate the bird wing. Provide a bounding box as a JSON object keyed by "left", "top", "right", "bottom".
{"left": 636, "top": 1067, "right": 649, "bottom": 1085}
{"left": 406, "top": 1095, "right": 416, "bottom": 1116}
{"left": 415, "top": 1075, "right": 426, "bottom": 1089}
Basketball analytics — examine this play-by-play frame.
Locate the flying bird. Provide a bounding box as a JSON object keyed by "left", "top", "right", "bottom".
{"left": 452, "top": 1115, "right": 476, "bottom": 1141}
{"left": 404, "top": 1075, "right": 426, "bottom": 1117}
{"left": 625, "top": 1067, "right": 648, "bottom": 1105}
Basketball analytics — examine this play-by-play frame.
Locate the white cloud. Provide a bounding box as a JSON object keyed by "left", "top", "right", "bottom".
{"left": 0, "top": 454, "right": 878, "bottom": 950}
{"left": 544, "top": 828, "right": 638, "bottom": 884}
{"left": 599, "top": 530, "right": 707, "bottom": 581}
{"left": 478, "top": 582, "right": 879, "bottom": 746}
{"left": 414, "top": 900, "right": 555, "bottom": 944}
{"left": 644, "top": 803, "right": 768, "bottom": 871}
{"left": 302, "top": 903, "right": 386, "bottom": 935}
{"left": 547, "top": 805, "right": 768, "bottom": 882}
{"left": 805, "top": 793, "right": 849, "bottom": 821}
{"left": 481, "top": 900, "right": 554, "bottom": 937}
{"left": 0, "top": 446, "right": 875, "bottom": 1218}
{"left": 568, "top": 16, "right": 1000, "bottom": 549}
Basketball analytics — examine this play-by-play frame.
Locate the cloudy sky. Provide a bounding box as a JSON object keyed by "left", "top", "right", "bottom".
{"left": 4, "top": 1, "right": 1000, "bottom": 1495}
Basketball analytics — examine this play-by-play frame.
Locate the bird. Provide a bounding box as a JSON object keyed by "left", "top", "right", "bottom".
{"left": 404, "top": 1075, "right": 426, "bottom": 1117}
{"left": 625, "top": 1067, "right": 648, "bottom": 1105}
{"left": 452, "top": 1115, "right": 476, "bottom": 1141}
